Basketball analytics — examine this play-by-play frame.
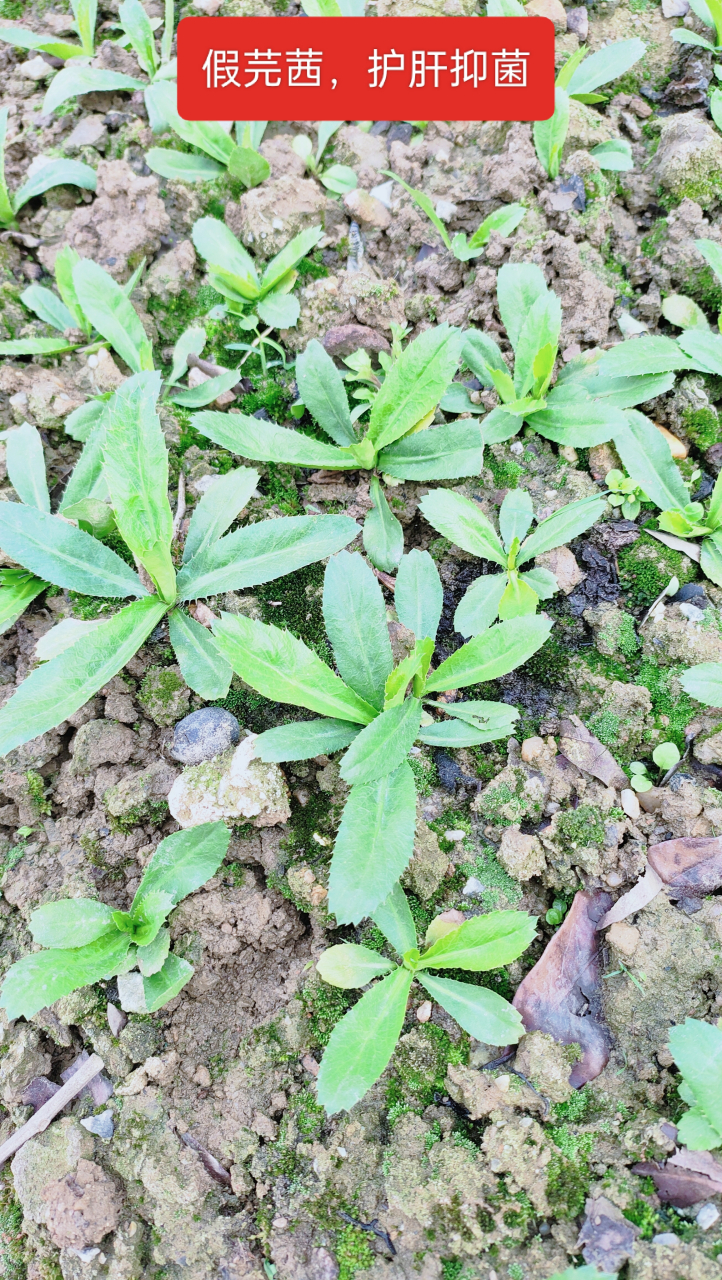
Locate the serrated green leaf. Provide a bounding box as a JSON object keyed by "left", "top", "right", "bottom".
{"left": 29, "top": 898, "right": 115, "bottom": 949}
{"left": 261, "top": 225, "right": 324, "bottom": 295}
{"left": 168, "top": 609, "right": 232, "bottom": 700}
{"left": 212, "top": 613, "right": 377, "bottom": 725}
{"left": 137, "top": 926, "right": 170, "bottom": 977}
{"left": 591, "top": 138, "right": 634, "bottom": 171}
{"left": 613, "top": 410, "right": 690, "bottom": 512}
{"left": 59, "top": 417, "right": 109, "bottom": 512}
{"left": 191, "top": 409, "right": 357, "bottom": 469}
{"left": 454, "top": 573, "right": 508, "bottom": 636}
{"left": 368, "top": 324, "right": 462, "bottom": 450}
{"left": 598, "top": 336, "right": 690, "bottom": 377}
{"left": 328, "top": 761, "right": 417, "bottom": 924}
{"left": 531, "top": 385, "right": 628, "bottom": 447}
{"left": 73, "top": 258, "right": 153, "bottom": 372}
{"left": 20, "top": 283, "right": 74, "bottom": 333}
{"left": 395, "top": 549, "right": 443, "bottom": 642}
{"left": 417, "top": 974, "right": 524, "bottom": 1045}
{"left": 0, "top": 929, "right": 131, "bottom": 1021}
{"left": 317, "top": 943, "right": 394, "bottom": 989}
{"left": 0, "top": 503, "right": 145, "bottom": 597}
{"left": 183, "top": 466, "right": 259, "bottom": 564}
{"left": 147, "top": 82, "right": 236, "bottom": 165}
{"left": 513, "top": 290, "right": 561, "bottom": 397}
{"left": 132, "top": 822, "right": 230, "bottom": 913}
{"left": 295, "top": 338, "right": 356, "bottom": 446}
{"left": 371, "top": 882, "right": 417, "bottom": 957}
{"left": 518, "top": 494, "right": 607, "bottom": 563}
{"left": 340, "top": 698, "right": 422, "bottom": 786}
{"left": 424, "top": 615, "right": 553, "bottom": 693}
{"left": 35, "top": 616, "right": 105, "bottom": 661}
{"left": 6, "top": 422, "right": 50, "bottom": 512}
{"left": 363, "top": 476, "right": 404, "bottom": 572}
{"left": 323, "top": 550, "right": 393, "bottom": 711}
{"left": 462, "top": 329, "right": 508, "bottom": 387}
{"left": 317, "top": 966, "right": 413, "bottom": 1113}
{"left": 143, "top": 952, "right": 194, "bottom": 1012}
{"left": 677, "top": 328, "right": 722, "bottom": 375}
{"left": 118, "top": 0, "right": 157, "bottom": 76}
{"left": 253, "top": 718, "right": 360, "bottom": 762}
{"left": 419, "top": 489, "right": 506, "bottom": 566}
{"left": 700, "top": 532, "right": 722, "bottom": 586}
{"left": 227, "top": 145, "right": 270, "bottom": 189}
{"left": 43, "top": 65, "right": 145, "bottom": 116}
{"left": 418, "top": 910, "right": 537, "bottom": 971}
{"left": 0, "top": 570, "right": 46, "bottom": 637}
{"left": 378, "top": 420, "right": 483, "bottom": 481}
{"left": 668, "top": 1018, "right": 722, "bottom": 1148}
{"left": 497, "top": 573, "right": 539, "bottom": 620}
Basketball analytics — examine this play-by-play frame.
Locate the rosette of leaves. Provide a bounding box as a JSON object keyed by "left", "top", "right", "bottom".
{"left": 189, "top": 216, "right": 324, "bottom": 333}
{"left": 671, "top": 0, "right": 722, "bottom": 54}
{"left": 459, "top": 265, "right": 675, "bottom": 448}
{"left": 668, "top": 1017, "right": 722, "bottom": 1150}
{"left": 193, "top": 324, "right": 483, "bottom": 571}
{"left": 605, "top": 468, "right": 647, "bottom": 520}
{"left": 145, "top": 83, "right": 272, "bottom": 189}
{"left": 0, "top": 0, "right": 99, "bottom": 59}
{"left": 0, "top": 822, "right": 229, "bottom": 1020}
{"left": 419, "top": 487, "right": 606, "bottom": 634}
{"left": 627, "top": 742, "right": 681, "bottom": 792}
{"left": 384, "top": 169, "right": 526, "bottom": 262}
{"left": 209, "top": 546, "right": 551, "bottom": 924}
{"left": 533, "top": 38, "right": 645, "bottom": 179}
{"left": 292, "top": 122, "right": 357, "bottom": 196}
{"left": 314, "top": 885, "right": 536, "bottom": 1113}
{"left": 0, "top": 372, "right": 359, "bottom": 757}
{"left": 0, "top": 108, "right": 96, "bottom": 232}
{"left": 41, "top": 0, "right": 177, "bottom": 121}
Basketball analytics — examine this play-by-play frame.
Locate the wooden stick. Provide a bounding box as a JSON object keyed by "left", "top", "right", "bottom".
{"left": 0, "top": 1053, "right": 104, "bottom": 1167}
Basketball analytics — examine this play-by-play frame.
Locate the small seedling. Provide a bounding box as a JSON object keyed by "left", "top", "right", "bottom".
{"left": 211, "top": 547, "right": 551, "bottom": 923}
{"left": 0, "top": 108, "right": 96, "bottom": 231}
{"left": 292, "top": 122, "right": 357, "bottom": 194}
{"left": 668, "top": 1017, "right": 722, "bottom": 1150}
{"left": 605, "top": 469, "right": 647, "bottom": 520}
{"left": 0, "top": 376, "right": 359, "bottom": 757}
{"left": 419, "top": 486, "right": 605, "bottom": 632}
{"left": 0, "top": 822, "right": 230, "bottom": 1019}
{"left": 315, "top": 885, "right": 536, "bottom": 1113}
{"left": 385, "top": 170, "right": 525, "bottom": 261}
{"left": 627, "top": 743, "right": 680, "bottom": 792}
{"left": 603, "top": 959, "right": 646, "bottom": 994}
{"left": 672, "top": 0, "right": 722, "bottom": 54}
{"left": 545, "top": 898, "right": 567, "bottom": 927}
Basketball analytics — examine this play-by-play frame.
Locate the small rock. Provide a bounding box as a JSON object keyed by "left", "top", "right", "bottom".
{"left": 696, "top": 1203, "right": 720, "bottom": 1230}
{"left": 17, "top": 55, "right": 53, "bottom": 79}
{"left": 343, "top": 188, "right": 391, "bottom": 229}
{"left": 525, "top": 0, "right": 566, "bottom": 28}
{"left": 652, "top": 1233, "right": 679, "bottom": 1246}
{"left": 143, "top": 1050, "right": 179, "bottom": 1086}
{"left": 369, "top": 179, "right": 394, "bottom": 208}
{"left": 462, "top": 876, "right": 484, "bottom": 896}
{"left": 42, "top": 1158, "right": 121, "bottom": 1248}
{"left": 171, "top": 707, "right": 241, "bottom": 766}
{"left": 168, "top": 735, "right": 290, "bottom": 828}
{"left": 106, "top": 1004, "right": 127, "bottom": 1038}
{"left": 64, "top": 115, "right": 108, "bottom": 155}
{"left": 70, "top": 720, "right": 137, "bottom": 774}
{"left": 103, "top": 759, "right": 177, "bottom": 819}
{"left": 80, "top": 1111, "right": 114, "bottom": 1139}
{"left": 680, "top": 603, "right": 706, "bottom": 623}
{"left": 138, "top": 665, "right": 190, "bottom": 727}
{"left": 521, "top": 736, "right": 545, "bottom": 763}
{"left": 114, "top": 1066, "right": 148, "bottom": 1096}
{"left": 119, "top": 1019, "right": 162, "bottom": 1064}
{"left": 498, "top": 826, "right": 546, "bottom": 881}
{"left": 565, "top": 5, "right": 588, "bottom": 37}
{"left": 535, "top": 546, "right": 585, "bottom": 595}
{"left": 662, "top": 0, "right": 689, "bottom": 13}
{"left": 116, "top": 973, "right": 146, "bottom": 1015}
{"left": 443, "top": 829, "right": 466, "bottom": 842}
{"left": 434, "top": 199, "right": 457, "bottom": 222}
{"left": 606, "top": 922, "right": 640, "bottom": 957}
{"left": 416, "top": 1001, "right": 432, "bottom": 1023}
{"left": 620, "top": 789, "right": 640, "bottom": 821}
{"left": 322, "top": 324, "right": 391, "bottom": 358}
{"left": 192, "top": 1065, "right": 212, "bottom": 1088}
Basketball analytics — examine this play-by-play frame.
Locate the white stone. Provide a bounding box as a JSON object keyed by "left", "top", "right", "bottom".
{"left": 510, "top": 441, "right": 524, "bottom": 455}
{"left": 662, "top": 0, "right": 689, "bottom": 14}
{"left": 369, "top": 180, "right": 394, "bottom": 208}
{"left": 652, "top": 1233, "right": 679, "bottom": 1246}
{"left": 18, "top": 56, "right": 53, "bottom": 80}
{"left": 462, "top": 876, "right": 484, "bottom": 896}
{"left": 117, "top": 972, "right": 146, "bottom": 1014}
{"left": 680, "top": 603, "right": 705, "bottom": 623}
{"left": 434, "top": 200, "right": 457, "bottom": 223}
{"left": 620, "top": 788, "right": 640, "bottom": 821}
{"left": 168, "top": 734, "right": 290, "bottom": 829}
{"left": 443, "top": 829, "right": 466, "bottom": 842}
{"left": 696, "top": 1203, "right": 720, "bottom": 1231}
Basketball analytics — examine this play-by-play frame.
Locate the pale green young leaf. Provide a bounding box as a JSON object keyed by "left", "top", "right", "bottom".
{"left": 467, "top": 203, "right": 525, "bottom": 251}
{"left": 598, "top": 336, "right": 690, "bottom": 377}
{"left": 419, "top": 489, "right": 506, "bottom": 566}
{"left": 295, "top": 338, "right": 356, "bottom": 446}
{"left": 54, "top": 245, "right": 89, "bottom": 332}
{"left": 317, "top": 967, "right": 413, "bottom": 1114}
{"left": 0, "top": 337, "right": 77, "bottom": 356}
{"left": 371, "top": 882, "right": 417, "bottom": 957}
{"left": 418, "top": 910, "right": 537, "bottom": 971}
{"left": 168, "top": 326, "right": 206, "bottom": 388}
{"left": 613, "top": 410, "right": 690, "bottom": 512}
{"left": 29, "top": 898, "right": 114, "bottom": 948}
{"left": 132, "top": 821, "right": 230, "bottom": 913}
{"left": 363, "top": 476, "right": 404, "bottom": 572}
{"left": 688, "top": 0, "right": 716, "bottom": 29}
{"left": 672, "top": 28, "right": 717, "bottom": 49}
{"left": 513, "top": 291, "right": 561, "bottom": 398}
{"left": 0, "top": 596, "right": 165, "bottom": 752}
{"left": 383, "top": 639, "right": 433, "bottom": 709}
{"left": 518, "top": 494, "right": 607, "bottom": 563}
{"left": 418, "top": 719, "right": 511, "bottom": 747}
{"left": 71, "top": 0, "right": 98, "bottom": 54}
{"left": 424, "top": 615, "right": 553, "bottom": 693}
{"left": 260, "top": 225, "right": 324, "bottom": 294}
{"left": 6, "top": 422, "right": 50, "bottom": 512}
{"left": 521, "top": 567, "right": 558, "bottom": 600}
{"left": 256, "top": 293, "right": 299, "bottom": 329}
{"left": 417, "top": 974, "right": 525, "bottom": 1045}
{"left": 0, "top": 503, "right": 145, "bottom": 597}
{"left": 677, "top": 1106, "right": 722, "bottom": 1150}
{"left": 0, "top": 27, "right": 85, "bottom": 59}
{"left": 35, "top": 616, "right": 104, "bottom": 661}
{"left": 43, "top": 66, "right": 145, "bottom": 115}
{"left": 118, "top": 0, "right": 157, "bottom": 75}
{"left": 192, "top": 215, "right": 259, "bottom": 290}
{"left": 0, "top": 596, "right": 166, "bottom": 755}
{"left": 496, "top": 262, "right": 548, "bottom": 350}
{"left": 226, "top": 146, "right": 270, "bottom": 190}
{"left": 0, "top": 570, "right": 46, "bottom": 637}
{"left": 378, "top": 420, "right": 483, "bottom": 481}
{"left": 20, "top": 284, "right": 74, "bottom": 333}
{"left": 323, "top": 550, "right": 393, "bottom": 711}
{"left": 212, "top": 613, "right": 377, "bottom": 725}
{"left": 328, "top": 761, "right": 417, "bottom": 923}
{"left": 143, "top": 953, "right": 194, "bottom": 1012}
{"left": 319, "top": 164, "right": 357, "bottom": 195}
{"left": 668, "top": 1018, "right": 722, "bottom": 1146}
{"left": 697, "top": 238, "right": 722, "bottom": 288}
{"left": 147, "top": 81, "right": 235, "bottom": 165}
{"left": 591, "top": 138, "right": 634, "bottom": 171}
{"left": 0, "top": 929, "right": 131, "bottom": 1021}
{"left": 499, "top": 489, "right": 533, "bottom": 550}
{"left": 384, "top": 170, "right": 451, "bottom": 250}
{"left": 59, "top": 418, "right": 109, "bottom": 511}
{"left": 661, "top": 294, "right": 709, "bottom": 331}
{"left": 73, "top": 259, "right": 153, "bottom": 372}
{"left": 533, "top": 88, "right": 569, "bottom": 179}
{"left": 137, "top": 926, "right": 170, "bottom": 977}
{"left": 191, "top": 410, "right": 357, "bottom": 469}
{"left": 340, "top": 698, "right": 422, "bottom": 786}
{"left": 498, "top": 574, "right": 539, "bottom": 620}
{"left": 679, "top": 662, "right": 722, "bottom": 706}
{"left": 700, "top": 533, "right": 722, "bottom": 587}
{"left": 145, "top": 149, "right": 224, "bottom": 182}
{"left": 253, "top": 718, "right": 360, "bottom": 762}
{"left": 461, "top": 329, "right": 507, "bottom": 387}
{"left": 424, "top": 700, "right": 520, "bottom": 733}
{"left": 183, "top": 466, "right": 259, "bottom": 563}
{"left": 315, "top": 120, "right": 343, "bottom": 164}
{"left": 12, "top": 160, "right": 96, "bottom": 213}
{"left": 317, "top": 944, "right": 394, "bottom": 988}
{"left": 486, "top": 0, "right": 525, "bottom": 11}
{"left": 168, "top": 609, "right": 232, "bottom": 700}
{"left": 368, "top": 324, "right": 463, "bottom": 450}
{"left": 395, "top": 549, "right": 443, "bottom": 642}
{"left": 677, "top": 328, "right": 722, "bottom": 375}
{"left": 177, "top": 513, "right": 358, "bottom": 601}
{"left": 566, "top": 38, "right": 646, "bottom": 96}
{"left": 207, "top": 263, "right": 259, "bottom": 305}
{"left": 168, "top": 368, "right": 242, "bottom": 408}
{"left": 454, "top": 573, "right": 507, "bottom": 637}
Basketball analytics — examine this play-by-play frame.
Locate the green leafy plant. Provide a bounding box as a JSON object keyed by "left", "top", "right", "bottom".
{"left": 545, "top": 897, "right": 568, "bottom": 927}
{"left": 0, "top": 108, "right": 96, "bottom": 231}
{"left": 672, "top": 0, "right": 722, "bottom": 52}
{"left": 668, "top": 1017, "right": 722, "bottom": 1150}
{"left": 314, "top": 888, "right": 536, "bottom": 1113}
{"left": 210, "top": 547, "right": 552, "bottom": 924}
{"left": 680, "top": 660, "right": 722, "bottom": 706}
{"left": 192, "top": 324, "right": 483, "bottom": 571}
{"left": 142, "top": 83, "right": 269, "bottom": 187}
{"left": 0, "top": 822, "right": 229, "bottom": 1018}
{"left": 419, "top": 487, "right": 605, "bottom": 633}
{"left": 0, "top": 374, "right": 360, "bottom": 756}
{"left": 627, "top": 742, "right": 680, "bottom": 792}
{"left": 534, "top": 39, "right": 645, "bottom": 178}
{"left": 292, "top": 122, "right": 357, "bottom": 195}
{"left": 385, "top": 170, "right": 525, "bottom": 261}
{"left": 0, "top": 0, "right": 97, "bottom": 58}
{"left": 42, "top": 0, "right": 177, "bottom": 118}
{"left": 189, "top": 215, "right": 323, "bottom": 333}
{"left": 546, "top": 1269, "right": 616, "bottom": 1280}
{"left": 605, "top": 468, "right": 647, "bottom": 520}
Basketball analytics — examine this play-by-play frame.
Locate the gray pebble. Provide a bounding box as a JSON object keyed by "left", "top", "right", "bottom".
{"left": 171, "top": 708, "right": 240, "bottom": 766}
{"left": 81, "top": 1110, "right": 114, "bottom": 1139}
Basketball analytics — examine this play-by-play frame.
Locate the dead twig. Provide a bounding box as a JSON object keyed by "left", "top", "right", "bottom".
{"left": 338, "top": 1211, "right": 396, "bottom": 1256}
{"left": 0, "top": 1053, "right": 104, "bottom": 1166}
{"left": 172, "top": 471, "right": 186, "bottom": 539}
{"left": 373, "top": 568, "right": 396, "bottom": 591}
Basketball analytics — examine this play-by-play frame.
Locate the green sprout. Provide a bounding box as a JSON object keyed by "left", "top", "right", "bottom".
{"left": 605, "top": 469, "right": 647, "bottom": 520}
{"left": 292, "top": 122, "right": 357, "bottom": 195}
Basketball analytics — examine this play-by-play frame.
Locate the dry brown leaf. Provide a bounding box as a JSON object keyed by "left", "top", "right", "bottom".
{"left": 558, "top": 715, "right": 628, "bottom": 788}
{"left": 597, "top": 862, "right": 664, "bottom": 930}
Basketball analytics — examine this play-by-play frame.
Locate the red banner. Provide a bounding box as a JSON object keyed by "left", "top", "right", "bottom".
{"left": 177, "top": 17, "right": 555, "bottom": 121}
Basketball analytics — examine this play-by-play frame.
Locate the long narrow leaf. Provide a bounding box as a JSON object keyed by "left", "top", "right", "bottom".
{"left": 328, "top": 761, "right": 417, "bottom": 923}
{"left": 183, "top": 467, "right": 259, "bottom": 564}
{"left": 339, "top": 697, "right": 423, "bottom": 786}
{"left": 371, "top": 882, "right": 417, "bottom": 956}
{"left": 613, "top": 410, "right": 690, "bottom": 511}
{"left": 316, "top": 967, "right": 413, "bottom": 1114}
{"left": 368, "top": 324, "right": 463, "bottom": 450}
{"left": 12, "top": 159, "right": 97, "bottom": 212}
{"left": 20, "top": 284, "right": 74, "bottom": 333}
{"left": 296, "top": 338, "right": 356, "bottom": 446}
{"left": 424, "top": 615, "right": 553, "bottom": 692}
{"left": 6, "top": 422, "right": 50, "bottom": 512}
{"left": 168, "top": 609, "right": 232, "bottom": 700}
{"left": 253, "top": 718, "right": 360, "bottom": 762}
{"left": 417, "top": 974, "right": 524, "bottom": 1045}
{"left": 323, "top": 550, "right": 393, "bottom": 711}
{"left": 73, "top": 259, "right": 153, "bottom": 373}
{"left": 0, "top": 570, "right": 47, "bottom": 637}
{"left": 518, "top": 495, "right": 607, "bottom": 563}
{"left": 378, "top": 420, "right": 483, "bottom": 481}
{"left": 192, "top": 410, "right": 357, "bottom": 468}
{"left": 0, "top": 503, "right": 145, "bottom": 597}
{"left": 395, "top": 549, "right": 443, "bottom": 642}
{"left": 419, "top": 489, "right": 506, "bottom": 565}
{"left": 43, "top": 66, "right": 145, "bottom": 115}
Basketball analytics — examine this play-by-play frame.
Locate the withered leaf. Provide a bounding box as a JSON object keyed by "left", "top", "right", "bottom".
{"left": 577, "top": 1196, "right": 639, "bottom": 1272}
{"left": 648, "top": 834, "right": 722, "bottom": 897}
{"left": 513, "top": 890, "right": 613, "bottom": 1087}
{"left": 597, "top": 862, "right": 664, "bottom": 930}
{"left": 559, "top": 715, "right": 628, "bottom": 788}
{"left": 632, "top": 1160, "right": 722, "bottom": 1207}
